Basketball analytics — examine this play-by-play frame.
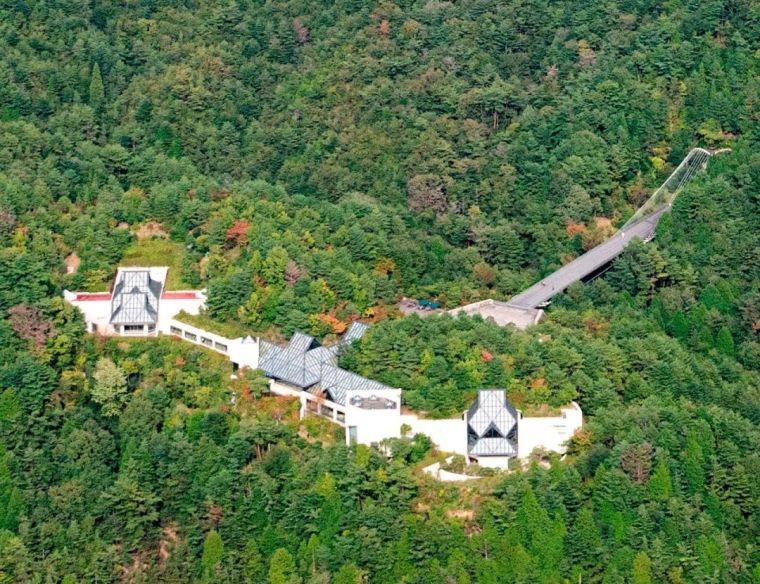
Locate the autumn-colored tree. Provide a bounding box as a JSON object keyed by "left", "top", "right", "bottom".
{"left": 407, "top": 174, "right": 449, "bottom": 216}
{"left": 293, "top": 18, "right": 309, "bottom": 44}
{"left": 620, "top": 442, "right": 653, "bottom": 484}
{"left": 8, "top": 304, "right": 55, "bottom": 347}
{"left": 226, "top": 220, "right": 251, "bottom": 247}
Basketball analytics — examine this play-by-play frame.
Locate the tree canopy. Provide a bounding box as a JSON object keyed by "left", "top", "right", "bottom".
{"left": 0, "top": 0, "right": 758, "bottom": 581}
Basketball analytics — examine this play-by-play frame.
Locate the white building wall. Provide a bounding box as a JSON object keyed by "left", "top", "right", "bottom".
{"left": 517, "top": 402, "right": 583, "bottom": 459}
{"left": 157, "top": 295, "right": 206, "bottom": 333}
{"left": 474, "top": 456, "right": 511, "bottom": 469}
{"left": 64, "top": 291, "right": 113, "bottom": 334}
{"left": 422, "top": 459, "right": 481, "bottom": 482}
{"left": 400, "top": 414, "right": 469, "bottom": 457}
{"left": 270, "top": 381, "right": 349, "bottom": 427}
{"left": 164, "top": 318, "right": 260, "bottom": 369}
{"left": 344, "top": 389, "right": 402, "bottom": 445}
{"left": 269, "top": 380, "right": 308, "bottom": 399}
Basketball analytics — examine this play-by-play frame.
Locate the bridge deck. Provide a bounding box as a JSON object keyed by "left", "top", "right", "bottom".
{"left": 509, "top": 207, "right": 668, "bottom": 309}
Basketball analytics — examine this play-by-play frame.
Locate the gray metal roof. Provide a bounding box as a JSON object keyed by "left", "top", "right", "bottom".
{"left": 258, "top": 323, "right": 390, "bottom": 405}
{"left": 288, "top": 331, "right": 319, "bottom": 352}
{"left": 259, "top": 340, "right": 322, "bottom": 388}
{"left": 317, "top": 365, "right": 392, "bottom": 406}
{"left": 467, "top": 390, "right": 518, "bottom": 457}
{"left": 340, "top": 321, "right": 369, "bottom": 345}
{"left": 110, "top": 270, "right": 162, "bottom": 325}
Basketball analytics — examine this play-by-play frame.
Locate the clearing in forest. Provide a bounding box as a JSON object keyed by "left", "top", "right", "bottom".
{"left": 120, "top": 239, "right": 191, "bottom": 290}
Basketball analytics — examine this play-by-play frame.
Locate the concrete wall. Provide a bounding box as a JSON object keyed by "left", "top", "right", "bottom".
{"left": 64, "top": 291, "right": 113, "bottom": 334}
{"left": 157, "top": 295, "right": 206, "bottom": 333}
{"left": 400, "top": 414, "right": 469, "bottom": 457}
{"left": 448, "top": 299, "right": 544, "bottom": 329}
{"left": 269, "top": 380, "right": 348, "bottom": 427}
{"left": 344, "top": 389, "right": 402, "bottom": 446}
{"left": 65, "top": 284, "right": 206, "bottom": 338}
{"left": 474, "top": 456, "right": 510, "bottom": 469}
{"left": 165, "top": 319, "right": 260, "bottom": 370}
{"left": 517, "top": 402, "right": 582, "bottom": 459}
{"left": 422, "top": 459, "right": 480, "bottom": 482}
{"left": 269, "top": 380, "right": 308, "bottom": 399}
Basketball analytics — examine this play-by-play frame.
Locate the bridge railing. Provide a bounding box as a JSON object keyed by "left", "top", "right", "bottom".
{"left": 621, "top": 148, "right": 712, "bottom": 230}
{"left": 508, "top": 147, "right": 728, "bottom": 309}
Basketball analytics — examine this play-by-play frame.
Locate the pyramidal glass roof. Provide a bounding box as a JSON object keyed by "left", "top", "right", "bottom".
{"left": 467, "top": 390, "right": 518, "bottom": 457}
{"left": 110, "top": 270, "right": 163, "bottom": 325}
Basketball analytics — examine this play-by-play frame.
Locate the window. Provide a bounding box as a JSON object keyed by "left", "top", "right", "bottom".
{"left": 147, "top": 325, "right": 156, "bottom": 334}
{"left": 214, "top": 342, "right": 227, "bottom": 352}
{"left": 184, "top": 331, "right": 197, "bottom": 341}
{"left": 90, "top": 323, "right": 98, "bottom": 333}
{"left": 170, "top": 326, "right": 182, "bottom": 335}
{"left": 201, "top": 337, "right": 213, "bottom": 347}
{"left": 348, "top": 426, "right": 358, "bottom": 446}
{"left": 123, "top": 324, "right": 144, "bottom": 335}
{"left": 483, "top": 425, "right": 504, "bottom": 439}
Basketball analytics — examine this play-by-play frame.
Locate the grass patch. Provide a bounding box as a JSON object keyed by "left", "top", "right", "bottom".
{"left": 121, "top": 239, "right": 190, "bottom": 289}
{"left": 174, "top": 310, "right": 255, "bottom": 340}
{"left": 299, "top": 414, "right": 344, "bottom": 446}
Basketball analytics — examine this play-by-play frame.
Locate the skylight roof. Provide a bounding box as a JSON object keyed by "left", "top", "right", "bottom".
{"left": 110, "top": 270, "right": 163, "bottom": 325}
{"left": 467, "top": 390, "right": 518, "bottom": 457}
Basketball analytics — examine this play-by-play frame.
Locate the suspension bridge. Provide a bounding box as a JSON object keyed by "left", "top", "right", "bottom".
{"left": 452, "top": 147, "right": 727, "bottom": 326}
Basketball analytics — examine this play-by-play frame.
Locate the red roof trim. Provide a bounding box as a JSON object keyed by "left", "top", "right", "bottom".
{"left": 75, "top": 293, "right": 112, "bottom": 301}
{"left": 161, "top": 292, "right": 202, "bottom": 300}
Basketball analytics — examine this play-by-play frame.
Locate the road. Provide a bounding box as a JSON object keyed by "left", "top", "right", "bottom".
{"left": 508, "top": 206, "right": 668, "bottom": 308}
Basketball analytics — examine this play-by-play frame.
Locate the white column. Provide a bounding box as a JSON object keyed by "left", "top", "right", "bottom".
{"left": 299, "top": 395, "right": 307, "bottom": 419}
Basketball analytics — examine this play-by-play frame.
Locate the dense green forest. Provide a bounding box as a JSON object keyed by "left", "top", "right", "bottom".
{"left": 1, "top": 0, "right": 758, "bottom": 581}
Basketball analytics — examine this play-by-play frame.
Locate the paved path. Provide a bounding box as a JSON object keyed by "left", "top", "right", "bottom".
{"left": 509, "top": 206, "right": 668, "bottom": 308}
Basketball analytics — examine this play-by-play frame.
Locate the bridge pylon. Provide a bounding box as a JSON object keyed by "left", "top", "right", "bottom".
{"left": 621, "top": 147, "right": 728, "bottom": 230}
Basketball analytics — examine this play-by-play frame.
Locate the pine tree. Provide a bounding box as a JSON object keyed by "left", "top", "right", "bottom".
{"left": 89, "top": 63, "right": 105, "bottom": 110}
{"left": 0, "top": 445, "right": 22, "bottom": 531}
{"left": 445, "top": 549, "right": 471, "bottom": 584}
{"left": 0, "top": 388, "right": 20, "bottom": 424}
{"left": 631, "top": 551, "right": 653, "bottom": 584}
{"left": 715, "top": 327, "right": 735, "bottom": 356}
{"left": 316, "top": 473, "right": 340, "bottom": 541}
{"left": 91, "top": 358, "right": 128, "bottom": 417}
{"left": 683, "top": 431, "right": 705, "bottom": 495}
{"left": 333, "top": 564, "right": 363, "bottom": 584}
{"left": 669, "top": 311, "right": 689, "bottom": 339}
{"left": 648, "top": 459, "right": 672, "bottom": 501}
{"left": 243, "top": 539, "right": 264, "bottom": 582}
{"left": 566, "top": 504, "right": 602, "bottom": 574}
{"left": 268, "top": 548, "right": 300, "bottom": 584}
{"left": 201, "top": 530, "right": 224, "bottom": 577}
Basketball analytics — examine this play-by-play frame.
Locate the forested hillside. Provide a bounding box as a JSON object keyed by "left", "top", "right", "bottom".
{"left": 0, "top": 0, "right": 758, "bottom": 582}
